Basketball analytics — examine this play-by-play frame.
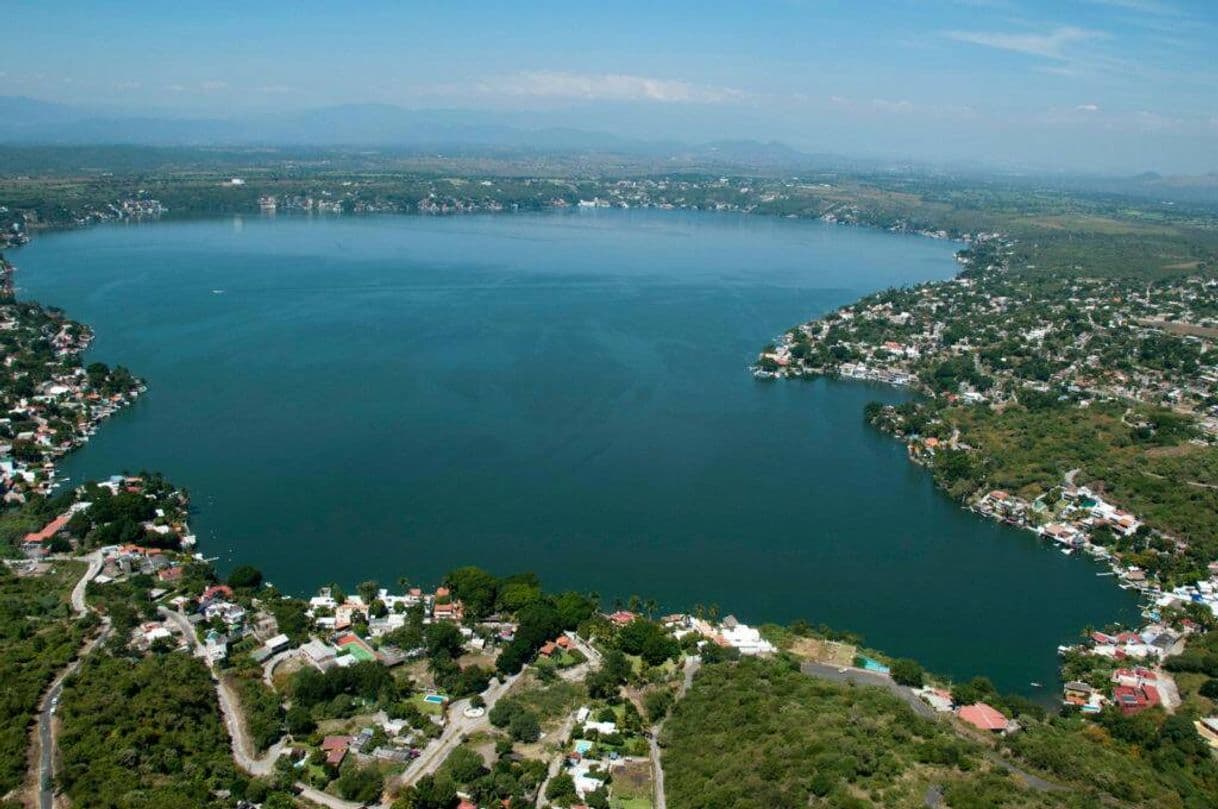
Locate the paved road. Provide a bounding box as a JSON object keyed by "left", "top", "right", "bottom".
{"left": 159, "top": 606, "right": 284, "bottom": 776}
{"left": 647, "top": 656, "right": 701, "bottom": 809}
{"left": 295, "top": 783, "right": 365, "bottom": 809}
{"left": 392, "top": 668, "right": 524, "bottom": 789}
{"left": 69, "top": 551, "right": 102, "bottom": 616}
{"left": 37, "top": 622, "right": 111, "bottom": 809}
{"left": 35, "top": 553, "right": 108, "bottom": 809}
{"left": 535, "top": 709, "right": 582, "bottom": 809}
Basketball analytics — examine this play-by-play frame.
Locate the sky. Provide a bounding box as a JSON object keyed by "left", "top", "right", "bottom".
{"left": 2, "top": 0, "right": 1216, "bottom": 172}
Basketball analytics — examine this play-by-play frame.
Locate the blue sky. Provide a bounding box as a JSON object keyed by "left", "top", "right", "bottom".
{"left": 3, "top": 0, "right": 1216, "bottom": 172}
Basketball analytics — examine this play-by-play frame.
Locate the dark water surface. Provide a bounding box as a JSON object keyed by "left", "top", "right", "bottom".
{"left": 16, "top": 210, "right": 1139, "bottom": 693}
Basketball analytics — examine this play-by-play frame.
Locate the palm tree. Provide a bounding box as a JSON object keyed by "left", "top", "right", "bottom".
{"left": 397, "top": 575, "right": 411, "bottom": 593}
{"left": 708, "top": 603, "right": 720, "bottom": 623}
{"left": 644, "top": 598, "right": 659, "bottom": 620}
{"left": 628, "top": 594, "right": 642, "bottom": 614}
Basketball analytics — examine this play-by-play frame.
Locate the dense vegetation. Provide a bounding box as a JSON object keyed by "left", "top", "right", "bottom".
{"left": 0, "top": 562, "right": 82, "bottom": 795}
{"left": 662, "top": 656, "right": 1045, "bottom": 809}
{"left": 663, "top": 655, "right": 1218, "bottom": 809}
{"left": 57, "top": 651, "right": 239, "bottom": 809}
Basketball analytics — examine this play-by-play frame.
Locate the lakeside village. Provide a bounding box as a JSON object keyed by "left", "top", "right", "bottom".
{"left": 0, "top": 172, "right": 966, "bottom": 251}
{"left": 16, "top": 469, "right": 1218, "bottom": 809}
{"left": 0, "top": 257, "right": 144, "bottom": 502}
{"left": 754, "top": 243, "right": 1218, "bottom": 710}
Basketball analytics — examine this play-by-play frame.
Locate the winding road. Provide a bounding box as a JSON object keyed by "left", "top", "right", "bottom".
{"left": 34, "top": 551, "right": 106, "bottom": 809}
{"left": 647, "top": 656, "right": 701, "bottom": 809}
{"left": 158, "top": 606, "right": 286, "bottom": 776}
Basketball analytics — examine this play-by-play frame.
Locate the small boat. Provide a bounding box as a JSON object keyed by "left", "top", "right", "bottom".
{"left": 1060, "top": 548, "right": 1074, "bottom": 555}
{"left": 212, "top": 289, "right": 225, "bottom": 294}
{"left": 1030, "top": 682, "right": 1043, "bottom": 688}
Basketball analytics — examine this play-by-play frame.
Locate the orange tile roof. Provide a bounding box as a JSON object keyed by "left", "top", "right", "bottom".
{"left": 23, "top": 513, "right": 71, "bottom": 543}
{"left": 958, "top": 702, "right": 1007, "bottom": 732}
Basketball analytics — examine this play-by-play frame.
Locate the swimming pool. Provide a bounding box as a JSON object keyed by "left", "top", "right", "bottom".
{"left": 860, "top": 656, "right": 890, "bottom": 674}
{"left": 423, "top": 694, "right": 446, "bottom": 705}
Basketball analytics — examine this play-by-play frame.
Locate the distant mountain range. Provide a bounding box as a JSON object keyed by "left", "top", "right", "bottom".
{"left": 0, "top": 96, "right": 826, "bottom": 169}
{"left": 0, "top": 97, "right": 1214, "bottom": 204}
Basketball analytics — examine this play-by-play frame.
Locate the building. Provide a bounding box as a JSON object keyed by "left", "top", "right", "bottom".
{"left": 957, "top": 702, "right": 1011, "bottom": 733}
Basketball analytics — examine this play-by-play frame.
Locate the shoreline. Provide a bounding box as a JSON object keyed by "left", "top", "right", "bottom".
{"left": 753, "top": 259, "right": 1218, "bottom": 672}
{"left": 4, "top": 207, "right": 1154, "bottom": 687}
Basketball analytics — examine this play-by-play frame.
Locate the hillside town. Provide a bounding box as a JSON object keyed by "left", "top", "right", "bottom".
{"left": 17, "top": 459, "right": 1214, "bottom": 808}
{"left": 758, "top": 244, "right": 1218, "bottom": 595}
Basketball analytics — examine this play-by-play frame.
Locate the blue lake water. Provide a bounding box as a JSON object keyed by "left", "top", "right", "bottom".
{"left": 14, "top": 209, "right": 1140, "bottom": 693}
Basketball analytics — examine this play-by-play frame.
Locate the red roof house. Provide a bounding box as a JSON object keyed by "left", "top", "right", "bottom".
{"left": 1112, "top": 684, "right": 1160, "bottom": 715}
{"left": 609, "top": 610, "right": 636, "bottom": 627}
{"left": 321, "top": 735, "right": 351, "bottom": 767}
{"left": 957, "top": 702, "right": 1008, "bottom": 732}
{"left": 23, "top": 513, "right": 71, "bottom": 545}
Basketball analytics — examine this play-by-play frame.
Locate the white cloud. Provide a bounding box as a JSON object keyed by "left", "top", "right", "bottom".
{"left": 944, "top": 26, "right": 1102, "bottom": 60}
{"left": 200, "top": 80, "right": 229, "bottom": 91}
{"left": 473, "top": 71, "right": 747, "bottom": 104}
{"left": 1075, "top": 103, "right": 1100, "bottom": 111}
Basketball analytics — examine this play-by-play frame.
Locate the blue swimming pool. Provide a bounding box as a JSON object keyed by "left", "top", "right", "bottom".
{"left": 860, "top": 656, "right": 890, "bottom": 674}
{"left": 424, "top": 694, "right": 446, "bottom": 704}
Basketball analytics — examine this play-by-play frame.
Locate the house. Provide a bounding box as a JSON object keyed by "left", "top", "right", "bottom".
{"left": 583, "top": 719, "right": 617, "bottom": 736}
{"left": 302, "top": 638, "right": 337, "bottom": 670}
{"left": 608, "top": 610, "right": 636, "bottom": 627}
{"left": 1111, "top": 667, "right": 1158, "bottom": 688}
{"left": 22, "top": 512, "right": 71, "bottom": 547}
{"left": 157, "top": 566, "right": 184, "bottom": 583}
{"left": 432, "top": 587, "right": 465, "bottom": 622}
{"left": 1062, "top": 681, "right": 1093, "bottom": 702}
{"left": 321, "top": 736, "right": 351, "bottom": 767}
{"left": 201, "top": 584, "right": 234, "bottom": 603}
{"left": 263, "top": 633, "right": 291, "bottom": 656}
{"left": 1112, "top": 683, "right": 1160, "bottom": 715}
{"left": 915, "top": 687, "right": 953, "bottom": 713}
{"left": 717, "top": 618, "right": 776, "bottom": 656}
{"left": 1195, "top": 717, "right": 1218, "bottom": 751}
{"left": 957, "top": 702, "right": 1010, "bottom": 733}
{"left": 1041, "top": 523, "right": 1081, "bottom": 547}
{"left": 205, "top": 630, "right": 228, "bottom": 662}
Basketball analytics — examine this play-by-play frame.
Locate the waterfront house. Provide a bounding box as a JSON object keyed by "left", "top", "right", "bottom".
{"left": 608, "top": 610, "right": 637, "bottom": 627}
{"left": 957, "top": 702, "right": 1011, "bottom": 733}
{"left": 432, "top": 587, "right": 465, "bottom": 622}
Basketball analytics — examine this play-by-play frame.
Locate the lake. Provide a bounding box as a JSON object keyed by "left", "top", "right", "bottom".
{"left": 14, "top": 209, "right": 1140, "bottom": 693}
